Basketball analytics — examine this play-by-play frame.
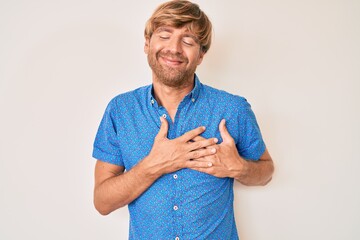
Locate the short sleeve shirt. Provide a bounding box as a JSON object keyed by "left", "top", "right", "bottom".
{"left": 93, "top": 75, "right": 266, "bottom": 240}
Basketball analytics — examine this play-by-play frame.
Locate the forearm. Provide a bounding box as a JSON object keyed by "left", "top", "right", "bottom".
{"left": 94, "top": 158, "right": 159, "bottom": 215}
{"left": 235, "top": 158, "right": 274, "bottom": 186}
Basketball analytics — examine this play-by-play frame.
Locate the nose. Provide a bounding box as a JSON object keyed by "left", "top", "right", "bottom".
{"left": 166, "top": 37, "right": 183, "bottom": 54}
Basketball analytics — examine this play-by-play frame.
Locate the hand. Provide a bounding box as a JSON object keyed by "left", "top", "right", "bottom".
{"left": 189, "top": 119, "right": 248, "bottom": 179}
{"left": 143, "top": 117, "right": 218, "bottom": 178}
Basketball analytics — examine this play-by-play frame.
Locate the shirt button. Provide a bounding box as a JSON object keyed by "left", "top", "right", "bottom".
{"left": 173, "top": 205, "right": 178, "bottom": 211}
{"left": 191, "top": 98, "right": 195, "bottom": 102}
{"left": 150, "top": 99, "right": 154, "bottom": 104}
{"left": 175, "top": 237, "right": 180, "bottom": 240}
{"left": 173, "top": 174, "right": 178, "bottom": 179}
{"left": 162, "top": 114, "right": 167, "bottom": 118}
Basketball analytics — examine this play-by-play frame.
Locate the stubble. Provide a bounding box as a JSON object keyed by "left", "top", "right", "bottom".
{"left": 147, "top": 50, "right": 197, "bottom": 89}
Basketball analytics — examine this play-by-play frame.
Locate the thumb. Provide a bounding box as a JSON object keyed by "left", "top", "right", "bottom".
{"left": 157, "top": 116, "right": 169, "bottom": 139}
{"left": 219, "top": 119, "right": 233, "bottom": 144}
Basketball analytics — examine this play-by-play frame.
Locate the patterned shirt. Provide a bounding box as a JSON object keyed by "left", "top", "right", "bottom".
{"left": 93, "top": 75, "right": 266, "bottom": 240}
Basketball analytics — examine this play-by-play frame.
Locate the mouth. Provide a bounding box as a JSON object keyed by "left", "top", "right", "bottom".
{"left": 160, "top": 56, "right": 184, "bottom": 66}
{"left": 158, "top": 53, "right": 187, "bottom": 67}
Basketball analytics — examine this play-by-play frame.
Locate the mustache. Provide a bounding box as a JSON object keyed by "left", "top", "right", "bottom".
{"left": 157, "top": 51, "right": 188, "bottom": 63}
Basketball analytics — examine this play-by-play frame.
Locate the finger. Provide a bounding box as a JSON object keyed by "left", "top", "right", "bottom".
{"left": 186, "top": 147, "right": 216, "bottom": 160}
{"left": 190, "top": 156, "right": 212, "bottom": 162}
{"left": 185, "top": 160, "right": 213, "bottom": 169}
{"left": 179, "top": 126, "right": 206, "bottom": 142}
{"left": 156, "top": 116, "right": 169, "bottom": 139}
{"left": 219, "top": 119, "right": 234, "bottom": 144}
{"left": 187, "top": 138, "right": 218, "bottom": 151}
{"left": 191, "top": 135, "right": 206, "bottom": 142}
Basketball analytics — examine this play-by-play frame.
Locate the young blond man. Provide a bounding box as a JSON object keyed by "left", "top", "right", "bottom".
{"left": 93, "top": 1, "right": 274, "bottom": 239}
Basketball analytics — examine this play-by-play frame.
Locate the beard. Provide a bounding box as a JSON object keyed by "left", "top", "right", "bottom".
{"left": 147, "top": 50, "right": 197, "bottom": 89}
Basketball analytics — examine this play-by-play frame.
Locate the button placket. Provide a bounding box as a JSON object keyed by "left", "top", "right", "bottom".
{"left": 172, "top": 170, "right": 181, "bottom": 238}
{"left": 170, "top": 107, "right": 184, "bottom": 239}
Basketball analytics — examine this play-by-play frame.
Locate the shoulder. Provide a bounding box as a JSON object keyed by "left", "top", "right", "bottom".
{"left": 201, "top": 84, "right": 250, "bottom": 110}
{"left": 107, "top": 85, "right": 151, "bottom": 108}
{"left": 100, "top": 85, "right": 151, "bottom": 119}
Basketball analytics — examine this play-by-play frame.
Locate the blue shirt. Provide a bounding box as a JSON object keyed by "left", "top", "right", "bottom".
{"left": 93, "top": 75, "right": 266, "bottom": 240}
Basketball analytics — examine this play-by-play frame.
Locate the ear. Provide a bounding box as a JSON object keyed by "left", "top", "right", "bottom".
{"left": 144, "top": 38, "right": 150, "bottom": 54}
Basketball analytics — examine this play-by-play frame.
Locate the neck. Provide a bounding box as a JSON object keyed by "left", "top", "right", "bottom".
{"left": 152, "top": 74, "right": 195, "bottom": 120}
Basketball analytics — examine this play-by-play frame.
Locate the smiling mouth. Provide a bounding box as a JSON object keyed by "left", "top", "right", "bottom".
{"left": 161, "top": 56, "right": 184, "bottom": 66}
{"left": 161, "top": 57, "right": 183, "bottom": 66}
{"left": 158, "top": 52, "right": 187, "bottom": 67}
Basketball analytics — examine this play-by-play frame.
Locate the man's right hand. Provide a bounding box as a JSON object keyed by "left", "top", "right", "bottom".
{"left": 142, "top": 116, "right": 218, "bottom": 178}
{"left": 94, "top": 117, "right": 218, "bottom": 215}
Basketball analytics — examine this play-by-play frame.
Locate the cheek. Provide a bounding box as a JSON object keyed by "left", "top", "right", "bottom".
{"left": 150, "top": 41, "right": 164, "bottom": 52}
{"left": 189, "top": 54, "right": 202, "bottom": 66}
{"left": 186, "top": 48, "right": 202, "bottom": 60}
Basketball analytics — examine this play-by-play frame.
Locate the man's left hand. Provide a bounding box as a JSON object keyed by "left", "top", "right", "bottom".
{"left": 189, "top": 119, "right": 248, "bottom": 179}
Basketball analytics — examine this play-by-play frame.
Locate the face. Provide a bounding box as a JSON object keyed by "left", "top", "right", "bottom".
{"left": 144, "top": 26, "right": 204, "bottom": 88}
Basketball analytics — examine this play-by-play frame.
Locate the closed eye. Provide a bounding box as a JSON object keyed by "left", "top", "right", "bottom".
{"left": 183, "top": 37, "right": 195, "bottom": 46}
{"left": 183, "top": 40, "right": 194, "bottom": 46}
{"left": 159, "top": 35, "right": 170, "bottom": 40}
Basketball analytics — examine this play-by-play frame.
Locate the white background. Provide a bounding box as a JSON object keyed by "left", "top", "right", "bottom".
{"left": 1, "top": 0, "right": 359, "bottom": 239}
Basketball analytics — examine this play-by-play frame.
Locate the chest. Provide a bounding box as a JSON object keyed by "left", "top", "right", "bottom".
{"left": 116, "top": 99, "right": 239, "bottom": 170}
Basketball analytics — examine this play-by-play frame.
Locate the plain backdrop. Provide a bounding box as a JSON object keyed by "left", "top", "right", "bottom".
{"left": 1, "top": 0, "right": 359, "bottom": 239}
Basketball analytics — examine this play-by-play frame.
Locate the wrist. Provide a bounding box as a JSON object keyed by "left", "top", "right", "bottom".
{"left": 233, "top": 156, "right": 248, "bottom": 180}
{"left": 138, "top": 155, "right": 163, "bottom": 180}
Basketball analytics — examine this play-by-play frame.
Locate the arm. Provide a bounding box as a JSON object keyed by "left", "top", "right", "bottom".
{"left": 94, "top": 159, "right": 158, "bottom": 215}
{"left": 233, "top": 148, "right": 274, "bottom": 186}
{"left": 189, "top": 119, "right": 274, "bottom": 186}
{"left": 93, "top": 117, "right": 218, "bottom": 215}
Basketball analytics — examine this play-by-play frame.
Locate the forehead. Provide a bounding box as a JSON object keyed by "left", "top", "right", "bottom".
{"left": 154, "top": 25, "right": 196, "bottom": 37}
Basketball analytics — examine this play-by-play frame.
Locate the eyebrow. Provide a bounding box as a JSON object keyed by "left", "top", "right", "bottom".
{"left": 155, "top": 27, "right": 173, "bottom": 34}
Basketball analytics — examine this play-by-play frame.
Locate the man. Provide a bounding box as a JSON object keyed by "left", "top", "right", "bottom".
{"left": 92, "top": 1, "right": 274, "bottom": 239}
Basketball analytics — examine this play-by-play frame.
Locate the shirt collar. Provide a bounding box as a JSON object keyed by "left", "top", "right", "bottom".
{"left": 189, "top": 74, "right": 201, "bottom": 100}
{"left": 148, "top": 74, "right": 202, "bottom": 107}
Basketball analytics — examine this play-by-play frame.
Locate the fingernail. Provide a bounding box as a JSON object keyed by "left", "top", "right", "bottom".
{"left": 214, "top": 138, "right": 218, "bottom": 143}
{"left": 211, "top": 148, "right": 216, "bottom": 153}
{"left": 202, "top": 126, "right": 206, "bottom": 130}
{"left": 207, "top": 162, "right": 213, "bottom": 167}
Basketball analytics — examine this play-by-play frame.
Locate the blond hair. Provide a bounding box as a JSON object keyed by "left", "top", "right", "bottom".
{"left": 144, "top": 0, "right": 212, "bottom": 53}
